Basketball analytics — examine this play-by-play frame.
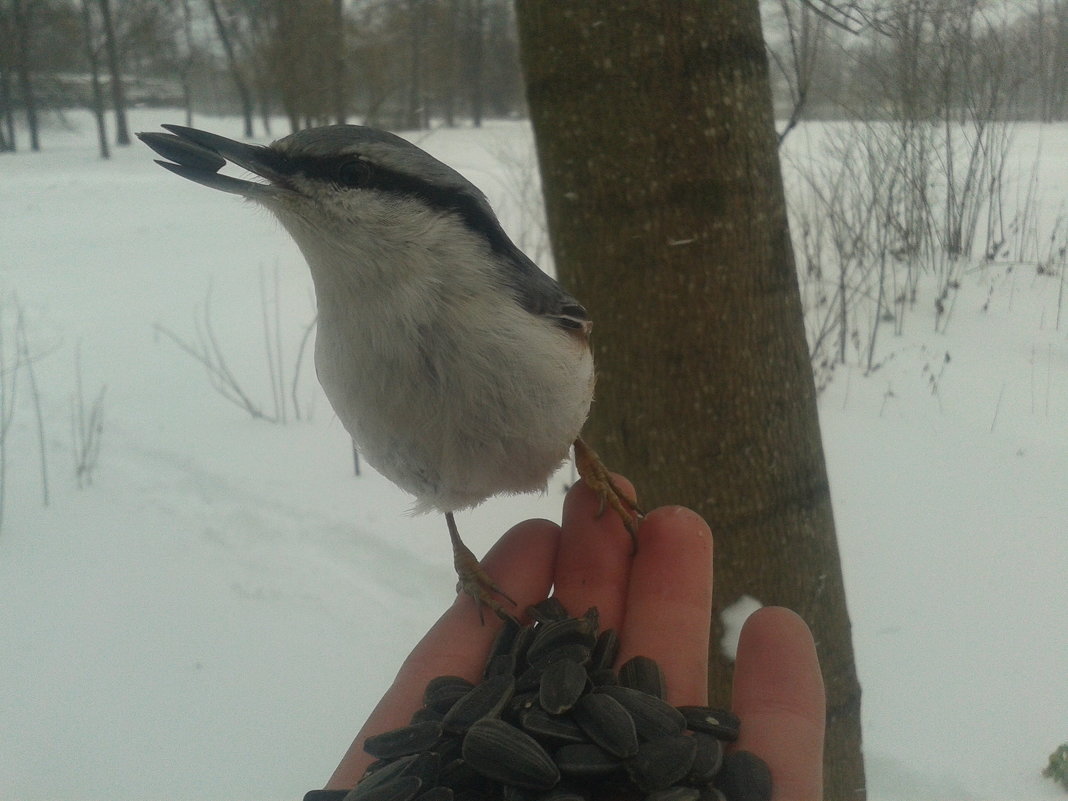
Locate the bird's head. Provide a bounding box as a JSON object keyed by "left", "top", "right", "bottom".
{"left": 137, "top": 124, "right": 514, "bottom": 265}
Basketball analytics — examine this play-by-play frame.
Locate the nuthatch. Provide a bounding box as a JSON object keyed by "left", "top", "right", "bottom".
{"left": 138, "top": 124, "right": 640, "bottom": 619}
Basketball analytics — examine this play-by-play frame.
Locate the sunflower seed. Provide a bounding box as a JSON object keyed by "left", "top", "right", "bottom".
{"left": 442, "top": 674, "right": 515, "bottom": 733}
{"left": 645, "top": 787, "right": 701, "bottom": 801}
{"left": 572, "top": 693, "right": 638, "bottom": 758}
{"left": 516, "top": 661, "right": 548, "bottom": 693}
{"left": 529, "top": 643, "right": 592, "bottom": 669}
{"left": 409, "top": 706, "right": 445, "bottom": 725}
{"left": 511, "top": 622, "right": 537, "bottom": 665}
{"left": 413, "top": 788, "right": 453, "bottom": 801}
{"left": 677, "top": 706, "right": 741, "bottom": 741}
{"left": 526, "top": 618, "right": 597, "bottom": 664}
{"left": 346, "top": 775, "right": 422, "bottom": 801}
{"left": 483, "top": 652, "right": 517, "bottom": 679}
{"left": 618, "top": 655, "right": 666, "bottom": 699}
{"left": 588, "top": 668, "right": 618, "bottom": 687}
{"left": 461, "top": 718, "right": 560, "bottom": 791}
{"left": 488, "top": 617, "right": 522, "bottom": 659}
{"left": 552, "top": 742, "right": 623, "bottom": 778}
{"left": 589, "top": 629, "right": 620, "bottom": 671}
{"left": 539, "top": 658, "right": 588, "bottom": 714}
{"left": 401, "top": 752, "right": 442, "bottom": 785}
{"left": 502, "top": 784, "right": 534, "bottom": 801}
{"left": 357, "top": 755, "right": 421, "bottom": 790}
{"left": 713, "top": 751, "right": 772, "bottom": 801}
{"left": 437, "top": 757, "right": 480, "bottom": 791}
{"left": 518, "top": 708, "right": 587, "bottom": 744}
{"left": 687, "top": 732, "right": 724, "bottom": 783}
{"left": 626, "top": 734, "right": 697, "bottom": 791}
{"left": 595, "top": 685, "right": 686, "bottom": 740}
{"left": 363, "top": 721, "right": 444, "bottom": 760}
{"left": 423, "top": 676, "right": 475, "bottom": 714}
{"left": 528, "top": 597, "right": 570, "bottom": 624}
{"left": 536, "top": 783, "right": 587, "bottom": 801}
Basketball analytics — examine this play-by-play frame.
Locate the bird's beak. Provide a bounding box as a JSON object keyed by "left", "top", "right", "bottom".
{"left": 137, "top": 125, "right": 290, "bottom": 200}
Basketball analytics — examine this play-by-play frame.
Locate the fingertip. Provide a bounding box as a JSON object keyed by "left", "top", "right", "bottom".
{"left": 616, "top": 504, "right": 714, "bottom": 706}
{"left": 637, "top": 505, "right": 713, "bottom": 554}
{"left": 553, "top": 477, "right": 637, "bottom": 629}
{"left": 733, "top": 607, "right": 825, "bottom": 801}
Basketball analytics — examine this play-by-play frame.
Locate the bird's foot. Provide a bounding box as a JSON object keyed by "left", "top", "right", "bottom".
{"left": 573, "top": 437, "right": 644, "bottom": 551}
{"left": 446, "top": 512, "right": 517, "bottom": 625}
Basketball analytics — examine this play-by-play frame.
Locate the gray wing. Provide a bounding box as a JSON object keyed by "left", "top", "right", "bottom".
{"left": 496, "top": 243, "right": 590, "bottom": 333}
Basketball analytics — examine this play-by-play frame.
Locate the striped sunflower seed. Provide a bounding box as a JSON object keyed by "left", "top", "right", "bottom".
{"left": 539, "top": 658, "right": 588, "bottom": 715}
{"left": 461, "top": 718, "right": 560, "bottom": 791}
{"left": 677, "top": 706, "right": 741, "bottom": 741}
{"left": 617, "top": 655, "right": 667, "bottom": 699}
{"left": 595, "top": 685, "right": 686, "bottom": 740}
{"left": 442, "top": 674, "right": 515, "bottom": 733}
{"left": 572, "top": 693, "right": 638, "bottom": 758}
{"left": 362, "top": 720, "right": 443, "bottom": 760}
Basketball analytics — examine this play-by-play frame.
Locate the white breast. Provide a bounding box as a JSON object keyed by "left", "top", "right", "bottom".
{"left": 281, "top": 201, "right": 594, "bottom": 513}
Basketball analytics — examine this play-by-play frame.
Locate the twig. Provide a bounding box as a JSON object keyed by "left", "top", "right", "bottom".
{"left": 15, "top": 301, "right": 49, "bottom": 506}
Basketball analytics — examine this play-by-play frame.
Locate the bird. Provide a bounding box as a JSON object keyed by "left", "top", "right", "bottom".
{"left": 137, "top": 123, "right": 640, "bottom": 621}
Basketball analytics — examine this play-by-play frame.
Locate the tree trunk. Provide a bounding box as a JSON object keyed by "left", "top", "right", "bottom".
{"left": 80, "top": 0, "right": 109, "bottom": 159}
{"left": 406, "top": 0, "right": 425, "bottom": 129}
{"left": 515, "top": 3, "right": 865, "bottom": 799}
{"left": 332, "top": 0, "right": 347, "bottom": 124}
{"left": 0, "top": 13, "right": 16, "bottom": 150}
{"left": 179, "top": 0, "right": 195, "bottom": 127}
{"left": 97, "top": 0, "right": 130, "bottom": 146}
{"left": 11, "top": 0, "right": 39, "bottom": 151}
{"left": 208, "top": 0, "right": 254, "bottom": 138}
{"left": 466, "top": 0, "right": 484, "bottom": 127}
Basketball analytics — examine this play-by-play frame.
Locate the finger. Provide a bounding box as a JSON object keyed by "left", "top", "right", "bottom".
{"left": 616, "top": 506, "right": 714, "bottom": 705}
{"left": 325, "top": 518, "right": 561, "bottom": 789}
{"left": 731, "top": 607, "right": 825, "bottom": 801}
{"left": 551, "top": 475, "right": 638, "bottom": 632}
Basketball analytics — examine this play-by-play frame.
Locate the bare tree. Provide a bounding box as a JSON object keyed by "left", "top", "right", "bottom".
{"left": 466, "top": 0, "right": 484, "bottom": 126}
{"left": 178, "top": 0, "right": 197, "bottom": 126}
{"left": 208, "top": 0, "right": 254, "bottom": 137}
{"left": 405, "top": 0, "right": 426, "bottom": 129}
{"left": 768, "top": 0, "right": 831, "bottom": 142}
{"left": 10, "top": 0, "right": 39, "bottom": 151}
{"left": 332, "top": 0, "right": 347, "bottom": 124}
{"left": 80, "top": 0, "right": 109, "bottom": 159}
{"left": 516, "top": 2, "right": 865, "bottom": 797}
{"left": 97, "top": 0, "right": 130, "bottom": 146}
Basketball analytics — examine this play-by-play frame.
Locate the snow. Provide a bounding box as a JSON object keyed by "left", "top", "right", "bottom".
{"left": 1, "top": 110, "right": 1066, "bottom": 800}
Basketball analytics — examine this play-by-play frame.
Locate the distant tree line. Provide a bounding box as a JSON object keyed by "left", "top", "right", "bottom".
{"left": 0, "top": 0, "right": 523, "bottom": 152}
{"left": 3, "top": 0, "right": 1067, "bottom": 154}
{"left": 765, "top": 0, "right": 1068, "bottom": 126}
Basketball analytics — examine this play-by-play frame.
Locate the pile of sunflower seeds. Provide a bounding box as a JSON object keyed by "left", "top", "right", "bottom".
{"left": 348, "top": 600, "right": 771, "bottom": 801}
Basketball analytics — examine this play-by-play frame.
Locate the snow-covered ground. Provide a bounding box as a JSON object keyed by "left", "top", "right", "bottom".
{"left": 1, "top": 110, "right": 1065, "bottom": 801}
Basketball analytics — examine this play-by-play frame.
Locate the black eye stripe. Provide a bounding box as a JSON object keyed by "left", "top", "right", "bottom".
{"left": 337, "top": 158, "right": 375, "bottom": 186}
{"left": 284, "top": 154, "right": 512, "bottom": 254}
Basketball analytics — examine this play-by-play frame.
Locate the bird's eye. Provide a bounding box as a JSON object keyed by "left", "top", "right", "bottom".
{"left": 337, "top": 158, "right": 374, "bottom": 186}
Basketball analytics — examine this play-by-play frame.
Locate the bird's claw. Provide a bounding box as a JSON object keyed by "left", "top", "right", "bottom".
{"left": 447, "top": 512, "right": 518, "bottom": 625}
{"left": 573, "top": 437, "right": 644, "bottom": 552}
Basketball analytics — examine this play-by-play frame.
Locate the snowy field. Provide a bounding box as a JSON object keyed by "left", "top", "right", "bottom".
{"left": 1, "top": 109, "right": 1066, "bottom": 801}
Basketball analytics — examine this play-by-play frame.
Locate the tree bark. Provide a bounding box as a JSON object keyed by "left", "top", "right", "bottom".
{"left": 97, "top": 0, "right": 129, "bottom": 146}
{"left": 515, "top": 3, "right": 865, "bottom": 799}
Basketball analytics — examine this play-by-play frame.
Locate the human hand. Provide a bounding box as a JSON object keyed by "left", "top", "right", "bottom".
{"left": 324, "top": 478, "right": 825, "bottom": 801}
